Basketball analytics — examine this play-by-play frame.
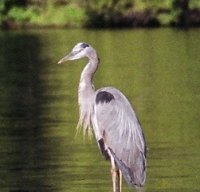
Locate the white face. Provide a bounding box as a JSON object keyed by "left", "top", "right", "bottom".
{"left": 70, "top": 43, "right": 90, "bottom": 60}
{"left": 58, "top": 42, "right": 90, "bottom": 64}
{"left": 72, "top": 42, "right": 89, "bottom": 52}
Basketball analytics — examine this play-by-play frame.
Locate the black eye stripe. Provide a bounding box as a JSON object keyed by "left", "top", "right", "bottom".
{"left": 81, "top": 43, "right": 89, "bottom": 49}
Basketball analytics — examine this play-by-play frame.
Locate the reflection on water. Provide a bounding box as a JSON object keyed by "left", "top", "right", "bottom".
{"left": 0, "top": 29, "right": 200, "bottom": 191}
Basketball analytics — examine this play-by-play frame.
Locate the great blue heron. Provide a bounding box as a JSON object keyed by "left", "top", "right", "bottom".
{"left": 58, "top": 42, "right": 147, "bottom": 192}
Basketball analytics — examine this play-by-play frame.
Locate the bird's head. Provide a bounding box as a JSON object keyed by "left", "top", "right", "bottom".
{"left": 58, "top": 42, "right": 94, "bottom": 64}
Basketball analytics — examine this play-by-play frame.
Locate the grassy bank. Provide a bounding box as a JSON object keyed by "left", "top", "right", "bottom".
{"left": 0, "top": 0, "right": 200, "bottom": 29}
{"left": 0, "top": 1, "right": 85, "bottom": 29}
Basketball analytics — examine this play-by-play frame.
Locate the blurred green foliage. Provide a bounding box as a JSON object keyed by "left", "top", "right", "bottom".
{"left": 0, "top": 0, "right": 200, "bottom": 28}
{"left": 83, "top": 0, "right": 134, "bottom": 27}
{"left": 7, "top": 7, "right": 38, "bottom": 22}
{"left": 0, "top": 0, "right": 84, "bottom": 28}
{"left": 83, "top": 0, "right": 200, "bottom": 27}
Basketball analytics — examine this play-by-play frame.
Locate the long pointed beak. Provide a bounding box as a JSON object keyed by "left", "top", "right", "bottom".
{"left": 57, "top": 52, "right": 73, "bottom": 64}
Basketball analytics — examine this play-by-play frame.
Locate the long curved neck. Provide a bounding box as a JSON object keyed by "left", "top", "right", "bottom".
{"left": 79, "top": 51, "right": 99, "bottom": 95}
{"left": 77, "top": 50, "right": 99, "bottom": 133}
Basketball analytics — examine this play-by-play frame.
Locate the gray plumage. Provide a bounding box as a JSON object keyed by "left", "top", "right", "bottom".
{"left": 58, "top": 42, "right": 147, "bottom": 191}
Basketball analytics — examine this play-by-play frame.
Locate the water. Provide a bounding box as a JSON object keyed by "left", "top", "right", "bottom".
{"left": 0, "top": 28, "right": 200, "bottom": 192}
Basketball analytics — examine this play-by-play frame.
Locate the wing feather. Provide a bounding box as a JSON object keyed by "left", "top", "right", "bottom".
{"left": 94, "top": 87, "right": 146, "bottom": 186}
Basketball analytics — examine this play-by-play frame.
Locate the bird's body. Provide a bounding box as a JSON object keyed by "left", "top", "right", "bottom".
{"left": 58, "top": 42, "right": 147, "bottom": 192}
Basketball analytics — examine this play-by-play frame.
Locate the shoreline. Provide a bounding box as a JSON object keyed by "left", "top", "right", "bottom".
{"left": 1, "top": 9, "right": 200, "bottom": 30}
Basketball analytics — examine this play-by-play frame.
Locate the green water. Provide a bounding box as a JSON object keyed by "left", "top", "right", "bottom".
{"left": 0, "top": 29, "right": 200, "bottom": 192}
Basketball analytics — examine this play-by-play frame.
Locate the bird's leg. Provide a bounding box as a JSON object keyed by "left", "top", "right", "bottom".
{"left": 110, "top": 155, "right": 122, "bottom": 192}
{"left": 119, "top": 170, "right": 122, "bottom": 192}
